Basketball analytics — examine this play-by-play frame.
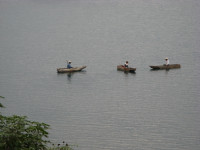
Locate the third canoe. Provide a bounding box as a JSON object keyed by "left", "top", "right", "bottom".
{"left": 149, "top": 64, "right": 181, "bottom": 70}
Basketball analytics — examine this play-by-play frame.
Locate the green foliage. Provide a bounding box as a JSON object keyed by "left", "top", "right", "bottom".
{"left": 0, "top": 97, "right": 73, "bottom": 150}
{"left": 0, "top": 115, "right": 50, "bottom": 150}
{"left": 0, "top": 96, "right": 5, "bottom": 108}
{"left": 0, "top": 103, "right": 4, "bottom": 108}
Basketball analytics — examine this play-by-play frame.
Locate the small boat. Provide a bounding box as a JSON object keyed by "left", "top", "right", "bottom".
{"left": 57, "top": 66, "right": 86, "bottom": 73}
{"left": 149, "top": 64, "right": 181, "bottom": 70}
{"left": 117, "top": 65, "right": 136, "bottom": 73}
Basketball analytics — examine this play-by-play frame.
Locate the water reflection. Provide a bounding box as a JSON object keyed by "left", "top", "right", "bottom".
{"left": 150, "top": 68, "right": 170, "bottom": 72}
{"left": 57, "top": 71, "right": 86, "bottom": 82}
{"left": 56, "top": 72, "right": 74, "bottom": 81}
{"left": 123, "top": 71, "right": 136, "bottom": 75}
{"left": 66, "top": 73, "right": 73, "bottom": 81}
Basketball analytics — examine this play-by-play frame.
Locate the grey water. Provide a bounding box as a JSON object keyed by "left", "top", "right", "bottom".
{"left": 0, "top": 0, "right": 200, "bottom": 150}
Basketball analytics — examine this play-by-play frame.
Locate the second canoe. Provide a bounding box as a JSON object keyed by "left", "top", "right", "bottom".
{"left": 117, "top": 65, "right": 136, "bottom": 73}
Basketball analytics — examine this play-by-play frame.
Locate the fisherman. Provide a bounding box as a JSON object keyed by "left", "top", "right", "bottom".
{"left": 67, "top": 60, "right": 73, "bottom": 69}
{"left": 124, "top": 61, "right": 129, "bottom": 68}
{"left": 165, "top": 58, "right": 169, "bottom": 65}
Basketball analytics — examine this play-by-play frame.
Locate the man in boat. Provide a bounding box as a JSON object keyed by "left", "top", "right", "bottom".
{"left": 124, "top": 61, "right": 129, "bottom": 68}
{"left": 165, "top": 58, "right": 169, "bottom": 66}
{"left": 67, "top": 60, "right": 73, "bottom": 69}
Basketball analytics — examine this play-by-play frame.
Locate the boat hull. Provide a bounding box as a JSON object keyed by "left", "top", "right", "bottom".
{"left": 57, "top": 66, "right": 86, "bottom": 73}
{"left": 117, "top": 65, "right": 136, "bottom": 73}
{"left": 150, "top": 64, "right": 181, "bottom": 70}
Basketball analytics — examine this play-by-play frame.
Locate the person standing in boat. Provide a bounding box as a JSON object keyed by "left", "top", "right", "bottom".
{"left": 165, "top": 58, "right": 169, "bottom": 66}
{"left": 124, "top": 61, "right": 129, "bottom": 68}
{"left": 67, "top": 60, "right": 73, "bottom": 69}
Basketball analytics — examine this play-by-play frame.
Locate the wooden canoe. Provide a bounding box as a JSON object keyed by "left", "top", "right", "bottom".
{"left": 57, "top": 66, "right": 86, "bottom": 73}
{"left": 149, "top": 64, "right": 181, "bottom": 70}
{"left": 117, "top": 65, "right": 136, "bottom": 73}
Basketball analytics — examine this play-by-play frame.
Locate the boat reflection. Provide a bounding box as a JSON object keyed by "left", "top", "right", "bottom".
{"left": 57, "top": 71, "right": 86, "bottom": 82}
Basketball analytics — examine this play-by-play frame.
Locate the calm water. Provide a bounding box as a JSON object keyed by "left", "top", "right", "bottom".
{"left": 0, "top": 0, "right": 200, "bottom": 150}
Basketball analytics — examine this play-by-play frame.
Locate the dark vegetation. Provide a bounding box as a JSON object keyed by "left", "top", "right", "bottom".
{"left": 0, "top": 96, "right": 73, "bottom": 150}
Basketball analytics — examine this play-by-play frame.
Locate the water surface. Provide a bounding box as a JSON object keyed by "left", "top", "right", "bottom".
{"left": 0, "top": 0, "right": 200, "bottom": 150}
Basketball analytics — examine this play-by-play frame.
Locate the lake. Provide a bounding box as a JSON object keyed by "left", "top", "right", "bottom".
{"left": 0, "top": 0, "right": 200, "bottom": 150}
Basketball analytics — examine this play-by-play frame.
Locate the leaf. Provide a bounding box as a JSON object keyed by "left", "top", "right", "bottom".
{"left": 0, "top": 103, "right": 4, "bottom": 108}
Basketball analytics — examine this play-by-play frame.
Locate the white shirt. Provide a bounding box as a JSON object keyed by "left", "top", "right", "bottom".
{"left": 124, "top": 63, "right": 128, "bottom": 67}
{"left": 166, "top": 59, "right": 169, "bottom": 65}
